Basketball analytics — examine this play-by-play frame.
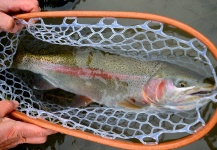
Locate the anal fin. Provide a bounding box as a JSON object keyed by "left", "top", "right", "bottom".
{"left": 33, "top": 76, "right": 56, "bottom": 90}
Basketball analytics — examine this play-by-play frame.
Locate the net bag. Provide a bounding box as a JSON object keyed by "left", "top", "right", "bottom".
{"left": 1, "top": 11, "right": 217, "bottom": 149}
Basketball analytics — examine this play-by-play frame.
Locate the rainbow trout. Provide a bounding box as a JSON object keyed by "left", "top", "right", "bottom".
{"left": 12, "top": 48, "right": 214, "bottom": 111}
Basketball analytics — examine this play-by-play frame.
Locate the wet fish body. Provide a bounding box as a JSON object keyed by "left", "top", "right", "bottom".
{"left": 12, "top": 48, "right": 214, "bottom": 111}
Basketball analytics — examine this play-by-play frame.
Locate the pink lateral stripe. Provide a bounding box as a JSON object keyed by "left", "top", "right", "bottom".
{"left": 42, "top": 63, "right": 142, "bottom": 80}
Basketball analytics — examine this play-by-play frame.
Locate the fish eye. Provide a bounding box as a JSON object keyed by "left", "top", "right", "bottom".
{"left": 178, "top": 81, "right": 187, "bottom": 88}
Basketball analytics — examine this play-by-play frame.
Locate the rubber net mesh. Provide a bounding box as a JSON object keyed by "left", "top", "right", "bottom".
{"left": 0, "top": 17, "right": 217, "bottom": 144}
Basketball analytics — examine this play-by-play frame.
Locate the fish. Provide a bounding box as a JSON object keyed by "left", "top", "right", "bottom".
{"left": 11, "top": 48, "right": 214, "bottom": 111}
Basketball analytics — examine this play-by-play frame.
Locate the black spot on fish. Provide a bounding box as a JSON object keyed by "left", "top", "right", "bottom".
{"left": 131, "top": 98, "right": 136, "bottom": 103}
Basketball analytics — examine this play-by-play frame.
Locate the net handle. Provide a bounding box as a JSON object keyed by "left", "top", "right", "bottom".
{"left": 11, "top": 11, "right": 217, "bottom": 149}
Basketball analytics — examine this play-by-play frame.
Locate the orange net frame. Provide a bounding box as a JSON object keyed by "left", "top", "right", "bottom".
{"left": 6, "top": 11, "right": 217, "bottom": 149}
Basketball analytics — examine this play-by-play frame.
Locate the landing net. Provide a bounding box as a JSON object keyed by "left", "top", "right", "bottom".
{"left": 0, "top": 13, "right": 217, "bottom": 146}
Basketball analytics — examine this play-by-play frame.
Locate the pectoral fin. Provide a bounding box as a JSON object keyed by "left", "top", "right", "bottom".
{"left": 118, "top": 99, "right": 142, "bottom": 109}
{"left": 33, "top": 76, "right": 56, "bottom": 90}
{"left": 118, "top": 98, "right": 149, "bottom": 109}
{"left": 70, "top": 95, "right": 93, "bottom": 107}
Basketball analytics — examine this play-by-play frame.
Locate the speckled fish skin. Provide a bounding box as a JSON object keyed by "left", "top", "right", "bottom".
{"left": 12, "top": 48, "right": 214, "bottom": 111}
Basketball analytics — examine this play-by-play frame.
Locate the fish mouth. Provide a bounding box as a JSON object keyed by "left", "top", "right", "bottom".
{"left": 189, "top": 90, "right": 212, "bottom": 96}
{"left": 164, "top": 90, "right": 212, "bottom": 111}
{"left": 186, "top": 84, "right": 215, "bottom": 97}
